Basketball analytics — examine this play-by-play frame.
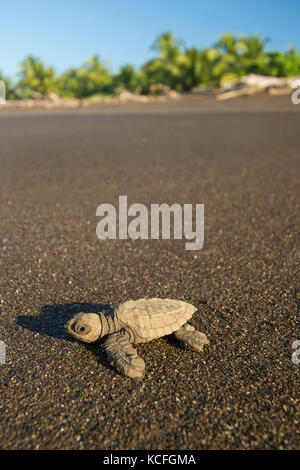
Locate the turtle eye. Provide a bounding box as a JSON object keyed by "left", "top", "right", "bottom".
{"left": 75, "top": 322, "right": 90, "bottom": 335}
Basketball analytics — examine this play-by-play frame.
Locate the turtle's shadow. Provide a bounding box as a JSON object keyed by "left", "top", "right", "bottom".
{"left": 16, "top": 302, "right": 204, "bottom": 377}
{"left": 17, "top": 302, "right": 111, "bottom": 340}
{"left": 16, "top": 302, "right": 116, "bottom": 373}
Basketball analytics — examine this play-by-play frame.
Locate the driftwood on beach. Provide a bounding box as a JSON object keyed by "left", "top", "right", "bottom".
{"left": 217, "top": 86, "right": 264, "bottom": 101}
{"left": 0, "top": 85, "right": 182, "bottom": 111}
{"left": 217, "top": 73, "right": 300, "bottom": 100}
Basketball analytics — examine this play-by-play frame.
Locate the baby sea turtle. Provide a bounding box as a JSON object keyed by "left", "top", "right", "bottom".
{"left": 65, "top": 298, "right": 209, "bottom": 379}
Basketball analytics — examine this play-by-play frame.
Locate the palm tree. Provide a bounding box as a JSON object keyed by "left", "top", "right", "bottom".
{"left": 17, "top": 56, "right": 57, "bottom": 97}
{"left": 114, "top": 64, "right": 136, "bottom": 91}
{"left": 84, "top": 55, "right": 113, "bottom": 94}
{"left": 151, "top": 31, "right": 183, "bottom": 62}
{"left": 114, "top": 64, "right": 148, "bottom": 93}
{"left": 214, "top": 33, "right": 268, "bottom": 85}
{"left": 216, "top": 33, "right": 238, "bottom": 56}
{"left": 59, "top": 55, "right": 113, "bottom": 98}
{"left": 181, "top": 47, "right": 222, "bottom": 89}
{"left": 265, "top": 47, "right": 300, "bottom": 77}
{"left": 238, "top": 35, "right": 269, "bottom": 74}
{"left": 213, "top": 33, "right": 243, "bottom": 85}
{"left": 144, "top": 31, "right": 185, "bottom": 90}
{"left": 240, "top": 35, "right": 268, "bottom": 59}
{"left": 181, "top": 48, "right": 202, "bottom": 89}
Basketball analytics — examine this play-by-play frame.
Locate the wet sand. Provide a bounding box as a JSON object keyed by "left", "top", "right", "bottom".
{"left": 0, "top": 95, "right": 299, "bottom": 449}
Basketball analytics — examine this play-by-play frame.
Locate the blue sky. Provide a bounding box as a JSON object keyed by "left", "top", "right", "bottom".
{"left": 1, "top": 0, "right": 300, "bottom": 78}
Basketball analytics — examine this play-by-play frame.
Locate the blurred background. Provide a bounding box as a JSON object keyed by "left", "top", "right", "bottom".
{"left": 1, "top": 0, "right": 300, "bottom": 102}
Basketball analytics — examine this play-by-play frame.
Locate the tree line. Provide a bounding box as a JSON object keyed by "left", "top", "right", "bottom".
{"left": 1, "top": 32, "right": 300, "bottom": 99}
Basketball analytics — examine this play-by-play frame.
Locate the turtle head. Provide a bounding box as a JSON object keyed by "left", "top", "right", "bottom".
{"left": 65, "top": 313, "right": 102, "bottom": 343}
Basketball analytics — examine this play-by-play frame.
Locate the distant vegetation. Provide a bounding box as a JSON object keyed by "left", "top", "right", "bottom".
{"left": 1, "top": 32, "right": 300, "bottom": 99}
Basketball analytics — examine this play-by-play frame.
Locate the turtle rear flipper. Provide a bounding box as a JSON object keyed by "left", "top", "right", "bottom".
{"left": 172, "top": 323, "right": 209, "bottom": 352}
{"left": 102, "top": 332, "right": 145, "bottom": 379}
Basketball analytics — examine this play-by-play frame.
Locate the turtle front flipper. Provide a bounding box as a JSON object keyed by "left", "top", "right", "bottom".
{"left": 172, "top": 323, "right": 209, "bottom": 352}
{"left": 102, "top": 332, "right": 145, "bottom": 379}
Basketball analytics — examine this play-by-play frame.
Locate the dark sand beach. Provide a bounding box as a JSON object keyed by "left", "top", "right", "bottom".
{"left": 0, "top": 95, "right": 299, "bottom": 449}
